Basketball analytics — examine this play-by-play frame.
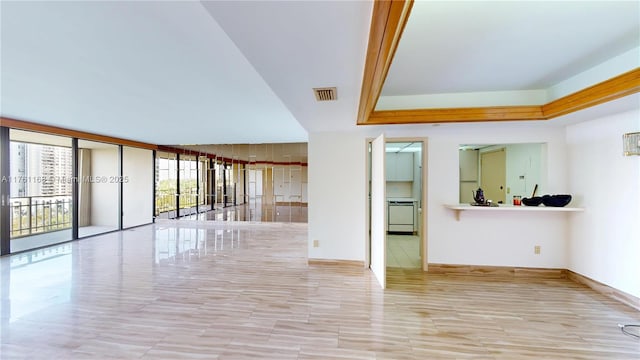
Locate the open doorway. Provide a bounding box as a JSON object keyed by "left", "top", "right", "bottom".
{"left": 385, "top": 141, "right": 423, "bottom": 268}
{"left": 367, "top": 137, "right": 428, "bottom": 288}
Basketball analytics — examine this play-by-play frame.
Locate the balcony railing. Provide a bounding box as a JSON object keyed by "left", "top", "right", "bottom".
{"left": 10, "top": 195, "right": 72, "bottom": 237}
{"left": 155, "top": 189, "right": 177, "bottom": 215}
{"left": 155, "top": 188, "right": 207, "bottom": 216}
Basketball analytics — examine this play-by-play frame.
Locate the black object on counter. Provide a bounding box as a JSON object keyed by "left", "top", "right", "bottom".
{"left": 472, "top": 188, "right": 485, "bottom": 205}
{"left": 522, "top": 196, "right": 543, "bottom": 206}
{"left": 541, "top": 194, "right": 572, "bottom": 207}
{"left": 521, "top": 184, "right": 543, "bottom": 206}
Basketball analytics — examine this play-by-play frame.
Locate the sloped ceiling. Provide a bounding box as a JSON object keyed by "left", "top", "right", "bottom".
{"left": 0, "top": 1, "right": 310, "bottom": 144}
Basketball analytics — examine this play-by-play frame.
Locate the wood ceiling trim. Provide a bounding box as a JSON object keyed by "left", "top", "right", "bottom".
{"left": 357, "top": 0, "right": 413, "bottom": 125}
{"left": 361, "top": 67, "right": 640, "bottom": 125}
{"left": 542, "top": 68, "right": 640, "bottom": 119}
{"left": 0, "top": 117, "right": 158, "bottom": 150}
{"left": 367, "top": 106, "right": 545, "bottom": 124}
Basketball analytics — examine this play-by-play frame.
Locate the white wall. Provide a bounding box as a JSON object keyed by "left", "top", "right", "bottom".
{"left": 308, "top": 103, "right": 640, "bottom": 299}
{"left": 566, "top": 109, "right": 640, "bottom": 298}
{"left": 90, "top": 148, "right": 119, "bottom": 227}
{"left": 308, "top": 132, "right": 366, "bottom": 261}
{"left": 425, "top": 126, "right": 568, "bottom": 268}
{"left": 308, "top": 123, "right": 569, "bottom": 268}
{"left": 123, "top": 147, "right": 153, "bottom": 228}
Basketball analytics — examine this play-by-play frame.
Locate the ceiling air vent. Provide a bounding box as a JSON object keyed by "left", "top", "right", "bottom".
{"left": 313, "top": 87, "right": 337, "bottom": 101}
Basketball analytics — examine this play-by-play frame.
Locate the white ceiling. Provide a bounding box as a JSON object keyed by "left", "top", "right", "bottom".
{"left": 1, "top": 1, "right": 638, "bottom": 146}
{"left": 386, "top": 142, "right": 423, "bottom": 153}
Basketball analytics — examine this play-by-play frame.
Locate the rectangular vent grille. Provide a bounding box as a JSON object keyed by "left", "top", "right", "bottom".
{"left": 313, "top": 87, "right": 337, "bottom": 101}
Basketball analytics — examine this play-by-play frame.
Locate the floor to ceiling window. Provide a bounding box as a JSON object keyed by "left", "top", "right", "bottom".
{"left": 0, "top": 121, "right": 155, "bottom": 255}
{"left": 154, "top": 151, "right": 212, "bottom": 218}
{"left": 8, "top": 129, "right": 73, "bottom": 253}
{"left": 0, "top": 127, "right": 8, "bottom": 255}
{"left": 178, "top": 154, "right": 198, "bottom": 217}
{"left": 155, "top": 151, "right": 178, "bottom": 219}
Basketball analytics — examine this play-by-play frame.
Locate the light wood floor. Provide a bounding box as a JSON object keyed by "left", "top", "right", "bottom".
{"left": 1, "top": 221, "right": 638, "bottom": 359}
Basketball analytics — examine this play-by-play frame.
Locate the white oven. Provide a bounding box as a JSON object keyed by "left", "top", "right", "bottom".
{"left": 388, "top": 200, "right": 415, "bottom": 233}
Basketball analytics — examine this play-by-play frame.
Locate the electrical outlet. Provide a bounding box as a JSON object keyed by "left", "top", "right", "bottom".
{"left": 313, "top": 240, "right": 319, "bottom": 248}
{"left": 534, "top": 245, "right": 541, "bottom": 255}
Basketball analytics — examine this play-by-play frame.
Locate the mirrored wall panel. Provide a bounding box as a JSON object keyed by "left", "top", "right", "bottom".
{"left": 157, "top": 143, "right": 307, "bottom": 223}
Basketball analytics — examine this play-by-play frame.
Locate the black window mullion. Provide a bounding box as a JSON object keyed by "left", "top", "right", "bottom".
{"left": 71, "top": 138, "right": 79, "bottom": 240}
{"left": 0, "top": 126, "right": 10, "bottom": 255}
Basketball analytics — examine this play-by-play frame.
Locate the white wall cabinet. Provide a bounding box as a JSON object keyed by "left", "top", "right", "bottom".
{"left": 386, "top": 152, "right": 414, "bottom": 181}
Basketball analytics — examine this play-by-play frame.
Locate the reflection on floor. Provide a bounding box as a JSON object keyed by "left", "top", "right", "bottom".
{"left": 387, "top": 234, "right": 421, "bottom": 268}
{"left": 10, "top": 201, "right": 307, "bottom": 254}
{"left": 2, "top": 221, "right": 638, "bottom": 359}
{"left": 184, "top": 203, "right": 308, "bottom": 223}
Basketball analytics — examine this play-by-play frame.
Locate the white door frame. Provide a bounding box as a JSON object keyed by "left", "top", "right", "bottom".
{"left": 365, "top": 137, "right": 429, "bottom": 272}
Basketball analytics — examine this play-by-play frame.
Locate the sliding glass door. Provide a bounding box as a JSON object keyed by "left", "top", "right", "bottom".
{"left": 178, "top": 154, "right": 198, "bottom": 217}
{"left": 8, "top": 129, "right": 73, "bottom": 253}
{"left": 155, "top": 152, "right": 178, "bottom": 219}
{"left": 0, "top": 126, "right": 155, "bottom": 254}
